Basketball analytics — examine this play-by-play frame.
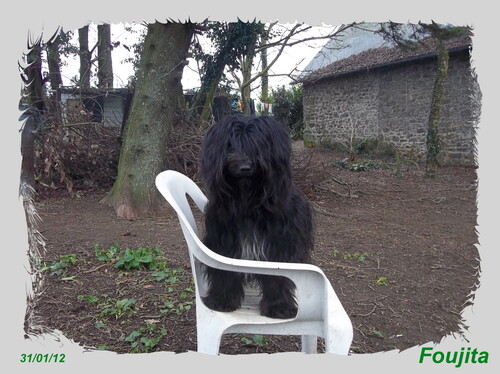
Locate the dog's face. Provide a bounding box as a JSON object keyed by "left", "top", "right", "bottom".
{"left": 201, "top": 115, "right": 292, "bottom": 199}
{"left": 222, "top": 122, "right": 267, "bottom": 191}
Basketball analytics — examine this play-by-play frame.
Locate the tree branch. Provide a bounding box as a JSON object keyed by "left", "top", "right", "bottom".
{"left": 241, "top": 22, "right": 357, "bottom": 90}
{"left": 240, "top": 23, "right": 302, "bottom": 89}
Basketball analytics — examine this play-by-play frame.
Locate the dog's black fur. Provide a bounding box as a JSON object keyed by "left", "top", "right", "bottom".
{"left": 200, "top": 115, "right": 314, "bottom": 319}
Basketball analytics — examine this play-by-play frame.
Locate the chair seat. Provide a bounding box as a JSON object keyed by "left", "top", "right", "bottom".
{"left": 229, "top": 285, "right": 295, "bottom": 323}
{"left": 222, "top": 304, "right": 295, "bottom": 325}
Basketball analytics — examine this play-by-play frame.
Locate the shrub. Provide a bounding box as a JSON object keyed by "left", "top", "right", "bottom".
{"left": 270, "top": 85, "right": 304, "bottom": 140}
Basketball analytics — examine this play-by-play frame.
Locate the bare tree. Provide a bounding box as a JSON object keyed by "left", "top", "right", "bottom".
{"left": 236, "top": 22, "right": 356, "bottom": 115}
{"left": 45, "top": 28, "right": 64, "bottom": 90}
{"left": 78, "top": 25, "right": 91, "bottom": 88}
{"left": 333, "top": 103, "right": 373, "bottom": 161}
{"left": 260, "top": 33, "right": 270, "bottom": 115}
{"left": 193, "top": 21, "right": 355, "bottom": 119}
{"left": 97, "top": 24, "right": 114, "bottom": 89}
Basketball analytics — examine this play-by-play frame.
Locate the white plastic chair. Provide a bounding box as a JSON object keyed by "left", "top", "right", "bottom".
{"left": 155, "top": 170, "right": 353, "bottom": 355}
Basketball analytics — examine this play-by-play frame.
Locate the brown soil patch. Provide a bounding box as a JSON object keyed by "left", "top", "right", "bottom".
{"left": 26, "top": 142, "right": 479, "bottom": 355}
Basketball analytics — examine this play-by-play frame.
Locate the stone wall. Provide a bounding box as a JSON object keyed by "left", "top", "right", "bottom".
{"left": 302, "top": 50, "right": 480, "bottom": 165}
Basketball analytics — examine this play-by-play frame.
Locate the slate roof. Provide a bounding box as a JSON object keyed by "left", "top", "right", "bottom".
{"left": 299, "top": 33, "right": 472, "bottom": 85}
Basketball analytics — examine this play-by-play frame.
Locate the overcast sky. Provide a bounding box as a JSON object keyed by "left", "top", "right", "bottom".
{"left": 60, "top": 22, "right": 334, "bottom": 95}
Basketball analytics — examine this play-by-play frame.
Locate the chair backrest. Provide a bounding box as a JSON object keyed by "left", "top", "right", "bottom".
{"left": 155, "top": 170, "right": 210, "bottom": 297}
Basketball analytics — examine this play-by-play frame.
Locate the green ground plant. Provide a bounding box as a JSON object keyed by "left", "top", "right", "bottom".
{"left": 332, "top": 249, "right": 369, "bottom": 263}
{"left": 125, "top": 321, "right": 168, "bottom": 353}
{"left": 94, "top": 244, "right": 120, "bottom": 261}
{"left": 160, "top": 287, "right": 194, "bottom": 316}
{"left": 114, "top": 247, "right": 165, "bottom": 271}
{"left": 241, "top": 335, "right": 268, "bottom": 347}
{"left": 370, "top": 330, "right": 385, "bottom": 339}
{"left": 349, "top": 160, "right": 388, "bottom": 172}
{"left": 376, "top": 276, "right": 389, "bottom": 286}
{"left": 151, "top": 266, "right": 185, "bottom": 283}
{"left": 77, "top": 244, "right": 196, "bottom": 353}
{"left": 77, "top": 293, "right": 136, "bottom": 320}
{"left": 160, "top": 299, "right": 194, "bottom": 316}
{"left": 331, "top": 158, "right": 388, "bottom": 172}
{"left": 40, "top": 254, "right": 77, "bottom": 276}
{"left": 94, "top": 244, "right": 167, "bottom": 271}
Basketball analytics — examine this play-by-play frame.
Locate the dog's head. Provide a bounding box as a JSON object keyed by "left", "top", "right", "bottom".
{"left": 201, "top": 115, "right": 292, "bottom": 201}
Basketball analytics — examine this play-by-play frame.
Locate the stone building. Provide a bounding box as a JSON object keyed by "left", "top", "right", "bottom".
{"left": 298, "top": 24, "right": 481, "bottom": 165}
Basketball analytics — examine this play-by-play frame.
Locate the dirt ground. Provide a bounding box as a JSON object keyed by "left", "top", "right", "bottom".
{"left": 26, "top": 142, "right": 480, "bottom": 355}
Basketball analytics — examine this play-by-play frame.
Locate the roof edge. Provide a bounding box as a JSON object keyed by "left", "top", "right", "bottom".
{"left": 299, "top": 41, "right": 471, "bottom": 85}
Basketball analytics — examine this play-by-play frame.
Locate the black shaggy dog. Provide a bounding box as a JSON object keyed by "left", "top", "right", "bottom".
{"left": 200, "top": 115, "right": 314, "bottom": 319}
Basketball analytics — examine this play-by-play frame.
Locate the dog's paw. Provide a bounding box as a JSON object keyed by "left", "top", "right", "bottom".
{"left": 260, "top": 304, "right": 298, "bottom": 319}
{"left": 202, "top": 295, "right": 240, "bottom": 312}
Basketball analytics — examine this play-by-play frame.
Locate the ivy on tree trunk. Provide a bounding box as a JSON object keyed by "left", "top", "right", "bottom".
{"left": 425, "top": 38, "right": 449, "bottom": 178}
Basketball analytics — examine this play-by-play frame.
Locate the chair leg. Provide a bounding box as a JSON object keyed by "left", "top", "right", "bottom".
{"left": 197, "top": 325, "right": 224, "bottom": 355}
{"left": 324, "top": 331, "right": 352, "bottom": 355}
{"left": 301, "top": 335, "right": 317, "bottom": 354}
{"left": 197, "top": 337, "right": 221, "bottom": 355}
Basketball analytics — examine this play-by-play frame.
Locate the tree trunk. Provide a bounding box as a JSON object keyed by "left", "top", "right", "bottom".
{"left": 260, "top": 34, "right": 269, "bottom": 115}
{"left": 97, "top": 24, "right": 113, "bottom": 89}
{"left": 192, "top": 54, "right": 226, "bottom": 122}
{"left": 240, "top": 55, "right": 253, "bottom": 115}
{"left": 425, "top": 38, "right": 449, "bottom": 178}
{"left": 199, "top": 72, "right": 223, "bottom": 122}
{"left": 23, "top": 36, "right": 45, "bottom": 112}
{"left": 46, "top": 29, "right": 63, "bottom": 90}
{"left": 46, "top": 29, "right": 64, "bottom": 124}
{"left": 78, "top": 26, "right": 91, "bottom": 89}
{"left": 20, "top": 114, "right": 36, "bottom": 189}
{"left": 193, "top": 22, "right": 245, "bottom": 122}
{"left": 101, "top": 21, "right": 194, "bottom": 219}
{"left": 21, "top": 36, "right": 46, "bottom": 192}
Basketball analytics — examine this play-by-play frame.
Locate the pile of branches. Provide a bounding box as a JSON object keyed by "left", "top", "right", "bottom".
{"left": 32, "top": 107, "right": 210, "bottom": 197}
{"left": 30, "top": 106, "right": 324, "bottom": 200}
{"left": 291, "top": 146, "right": 326, "bottom": 201}
{"left": 33, "top": 113, "right": 121, "bottom": 197}
{"left": 165, "top": 114, "right": 210, "bottom": 183}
